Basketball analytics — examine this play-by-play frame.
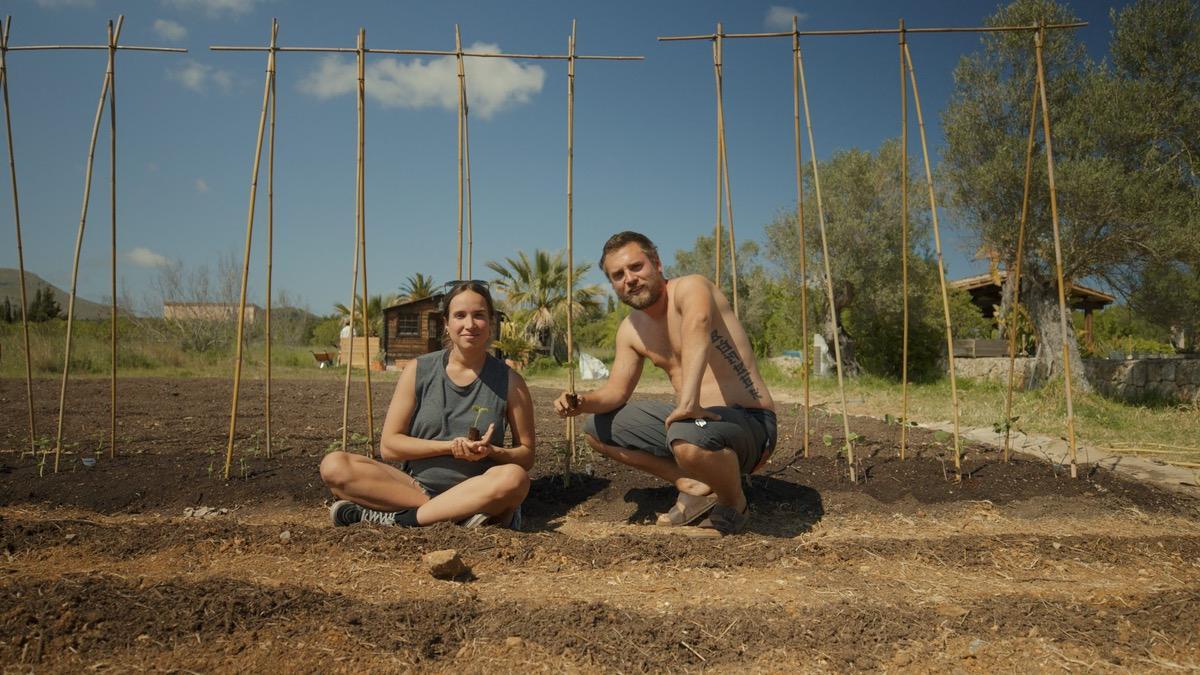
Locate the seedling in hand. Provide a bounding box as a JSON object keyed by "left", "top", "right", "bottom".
{"left": 468, "top": 405, "right": 490, "bottom": 442}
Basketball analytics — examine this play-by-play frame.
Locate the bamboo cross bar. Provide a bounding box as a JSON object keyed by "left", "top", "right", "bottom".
{"left": 1034, "top": 26, "right": 1079, "bottom": 478}
{"left": 0, "top": 17, "right": 37, "bottom": 459}
{"left": 25, "top": 16, "right": 186, "bottom": 474}
{"left": 658, "top": 22, "right": 1087, "bottom": 42}
{"left": 211, "top": 45, "right": 642, "bottom": 61}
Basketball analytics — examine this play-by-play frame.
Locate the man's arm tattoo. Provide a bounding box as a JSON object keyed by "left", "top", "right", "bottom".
{"left": 710, "top": 330, "right": 762, "bottom": 400}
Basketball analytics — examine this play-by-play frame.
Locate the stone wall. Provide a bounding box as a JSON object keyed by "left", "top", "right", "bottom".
{"left": 953, "top": 357, "right": 1035, "bottom": 386}
{"left": 952, "top": 355, "right": 1200, "bottom": 403}
{"left": 1084, "top": 357, "right": 1200, "bottom": 404}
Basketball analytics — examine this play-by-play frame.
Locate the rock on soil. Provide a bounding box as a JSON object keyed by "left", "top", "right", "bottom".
{"left": 423, "top": 549, "right": 470, "bottom": 580}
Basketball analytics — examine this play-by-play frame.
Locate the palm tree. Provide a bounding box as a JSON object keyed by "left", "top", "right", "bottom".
{"left": 486, "top": 249, "right": 602, "bottom": 359}
{"left": 333, "top": 293, "right": 397, "bottom": 337}
{"left": 399, "top": 273, "right": 436, "bottom": 302}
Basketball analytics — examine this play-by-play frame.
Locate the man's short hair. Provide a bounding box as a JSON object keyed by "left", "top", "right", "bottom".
{"left": 599, "top": 231, "right": 660, "bottom": 275}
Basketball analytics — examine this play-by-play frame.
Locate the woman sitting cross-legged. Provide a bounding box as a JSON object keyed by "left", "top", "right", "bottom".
{"left": 320, "top": 281, "right": 535, "bottom": 529}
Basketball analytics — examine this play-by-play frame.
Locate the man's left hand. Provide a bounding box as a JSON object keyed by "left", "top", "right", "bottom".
{"left": 664, "top": 403, "right": 721, "bottom": 429}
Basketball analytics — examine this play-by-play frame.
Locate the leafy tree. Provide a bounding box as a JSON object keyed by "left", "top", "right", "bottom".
{"left": 942, "top": 0, "right": 1198, "bottom": 390}
{"left": 334, "top": 294, "right": 396, "bottom": 337}
{"left": 2, "top": 297, "right": 13, "bottom": 323}
{"left": 486, "top": 249, "right": 603, "bottom": 361}
{"left": 27, "top": 287, "right": 62, "bottom": 322}
{"left": 764, "top": 139, "right": 950, "bottom": 379}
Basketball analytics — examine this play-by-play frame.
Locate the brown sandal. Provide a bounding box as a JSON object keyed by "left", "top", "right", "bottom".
{"left": 656, "top": 492, "right": 718, "bottom": 526}
{"left": 696, "top": 503, "right": 749, "bottom": 535}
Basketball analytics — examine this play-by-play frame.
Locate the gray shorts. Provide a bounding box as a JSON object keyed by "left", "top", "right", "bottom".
{"left": 583, "top": 401, "right": 777, "bottom": 474}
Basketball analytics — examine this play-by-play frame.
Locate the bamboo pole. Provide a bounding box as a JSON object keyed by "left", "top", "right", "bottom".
{"left": 795, "top": 36, "right": 856, "bottom": 481}
{"left": 899, "top": 20, "right": 910, "bottom": 461}
{"left": 456, "top": 25, "right": 476, "bottom": 278}
{"left": 339, "top": 207, "right": 361, "bottom": 454}
{"left": 355, "top": 28, "right": 375, "bottom": 457}
{"left": 712, "top": 24, "right": 739, "bottom": 317}
{"left": 1034, "top": 26, "right": 1078, "bottom": 478}
{"left": 108, "top": 19, "right": 118, "bottom": 458}
{"left": 658, "top": 22, "right": 1088, "bottom": 42}
{"left": 54, "top": 17, "right": 123, "bottom": 475}
{"left": 455, "top": 26, "right": 465, "bottom": 281}
{"left": 790, "top": 17, "right": 810, "bottom": 458}
{"left": 223, "top": 19, "right": 275, "bottom": 480}
{"left": 0, "top": 16, "right": 38, "bottom": 458}
{"left": 264, "top": 20, "right": 277, "bottom": 459}
{"left": 464, "top": 77, "right": 474, "bottom": 278}
{"left": 565, "top": 21, "right": 577, "bottom": 480}
{"left": 904, "top": 42, "right": 963, "bottom": 480}
{"left": 711, "top": 32, "right": 722, "bottom": 286}
{"left": 1004, "top": 82, "right": 1040, "bottom": 463}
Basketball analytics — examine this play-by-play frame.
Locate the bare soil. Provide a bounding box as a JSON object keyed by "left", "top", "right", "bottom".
{"left": 2, "top": 377, "right": 1199, "bottom": 672}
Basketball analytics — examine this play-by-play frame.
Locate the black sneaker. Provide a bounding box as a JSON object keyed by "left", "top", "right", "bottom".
{"left": 330, "top": 500, "right": 405, "bottom": 527}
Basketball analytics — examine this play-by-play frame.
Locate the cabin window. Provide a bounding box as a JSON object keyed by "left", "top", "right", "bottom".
{"left": 396, "top": 313, "right": 419, "bottom": 337}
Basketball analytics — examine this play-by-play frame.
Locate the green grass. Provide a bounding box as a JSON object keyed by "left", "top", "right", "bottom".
{"left": 528, "top": 359, "right": 1200, "bottom": 460}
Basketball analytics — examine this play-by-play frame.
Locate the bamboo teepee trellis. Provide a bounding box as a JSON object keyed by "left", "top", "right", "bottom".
{"left": 659, "top": 18, "right": 1088, "bottom": 481}
{"left": 1, "top": 16, "right": 184, "bottom": 474}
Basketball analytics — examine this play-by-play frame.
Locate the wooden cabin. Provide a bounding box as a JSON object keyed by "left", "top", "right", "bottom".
{"left": 381, "top": 293, "right": 504, "bottom": 367}
{"left": 950, "top": 271, "right": 1115, "bottom": 353}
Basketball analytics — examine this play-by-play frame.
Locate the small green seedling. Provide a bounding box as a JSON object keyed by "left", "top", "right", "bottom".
{"left": 822, "top": 433, "right": 834, "bottom": 448}
{"left": 992, "top": 415, "right": 1020, "bottom": 435}
{"left": 933, "top": 430, "right": 952, "bottom": 444}
{"left": 469, "top": 405, "right": 490, "bottom": 441}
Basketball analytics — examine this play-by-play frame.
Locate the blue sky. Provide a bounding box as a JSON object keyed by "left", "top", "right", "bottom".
{"left": 1, "top": 0, "right": 1130, "bottom": 315}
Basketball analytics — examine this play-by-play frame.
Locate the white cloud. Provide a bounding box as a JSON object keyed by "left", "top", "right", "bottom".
{"left": 153, "top": 19, "right": 188, "bottom": 42}
{"left": 764, "top": 6, "right": 808, "bottom": 31}
{"left": 298, "top": 42, "right": 545, "bottom": 120}
{"left": 126, "top": 247, "right": 171, "bottom": 269}
{"left": 161, "top": 0, "right": 259, "bottom": 17}
{"left": 35, "top": 0, "right": 96, "bottom": 8}
{"left": 195, "top": 178, "right": 209, "bottom": 193}
{"left": 168, "top": 60, "right": 234, "bottom": 94}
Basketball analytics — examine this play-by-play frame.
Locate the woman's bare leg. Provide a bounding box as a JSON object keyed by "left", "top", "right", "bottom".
{"left": 414, "top": 464, "right": 529, "bottom": 525}
{"left": 319, "top": 451, "right": 429, "bottom": 511}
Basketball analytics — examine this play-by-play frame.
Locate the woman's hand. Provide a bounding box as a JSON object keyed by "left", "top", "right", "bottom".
{"left": 450, "top": 423, "right": 495, "bottom": 462}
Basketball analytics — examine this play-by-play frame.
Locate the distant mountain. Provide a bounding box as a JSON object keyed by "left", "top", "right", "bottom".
{"left": 0, "top": 268, "right": 113, "bottom": 320}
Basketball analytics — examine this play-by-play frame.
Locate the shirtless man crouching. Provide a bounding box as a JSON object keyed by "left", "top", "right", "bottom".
{"left": 554, "top": 231, "right": 776, "bottom": 535}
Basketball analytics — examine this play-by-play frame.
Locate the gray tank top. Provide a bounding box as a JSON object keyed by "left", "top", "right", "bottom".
{"left": 404, "top": 349, "right": 510, "bottom": 493}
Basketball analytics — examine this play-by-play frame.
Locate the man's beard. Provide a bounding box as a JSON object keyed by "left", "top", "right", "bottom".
{"left": 618, "top": 281, "right": 662, "bottom": 310}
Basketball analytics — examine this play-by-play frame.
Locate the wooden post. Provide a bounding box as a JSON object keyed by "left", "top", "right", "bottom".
{"left": 796, "top": 35, "right": 856, "bottom": 481}
{"left": 899, "top": 20, "right": 910, "bottom": 460}
{"left": 1, "top": 16, "right": 38, "bottom": 458}
{"left": 108, "top": 18, "right": 118, "bottom": 458}
{"left": 1004, "top": 82, "right": 1040, "bottom": 463}
{"left": 355, "top": 28, "right": 375, "bottom": 457}
{"left": 55, "top": 17, "right": 123, "bottom": 475}
{"left": 565, "top": 21, "right": 577, "bottom": 481}
{"left": 264, "top": 19, "right": 277, "bottom": 459}
{"left": 224, "top": 19, "right": 274, "bottom": 480}
{"left": 904, "top": 42, "right": 963, "bottom": 480}
{"left": 791, "top": 17, "right": 810, "bottom": 458}
{"left": 1034, "top": 26, "right": 1078, "bottom": 478}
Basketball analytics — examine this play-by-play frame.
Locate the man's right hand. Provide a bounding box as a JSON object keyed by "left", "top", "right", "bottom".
{"left": 554, "top": 391, "right": 584, "bottom": 418}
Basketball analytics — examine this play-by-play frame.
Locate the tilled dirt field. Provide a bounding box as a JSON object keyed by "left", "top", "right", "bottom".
{"left": 2, "top": 377, "right": 1199, "bottom": 672}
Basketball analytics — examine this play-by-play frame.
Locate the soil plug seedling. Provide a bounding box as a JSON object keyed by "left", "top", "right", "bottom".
{"left": 468, "top": 405, "right": 489, "bottom": 442}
